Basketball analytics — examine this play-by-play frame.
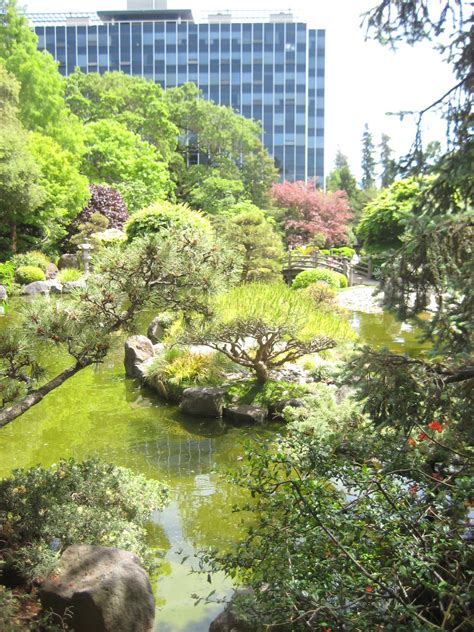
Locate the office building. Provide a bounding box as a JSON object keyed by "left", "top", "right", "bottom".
{"left": 29, "top": 2, "right": 325, "bottom": 182}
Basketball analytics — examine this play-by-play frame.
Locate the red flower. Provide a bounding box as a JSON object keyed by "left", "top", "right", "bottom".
{"left": 427, "top": 420, "right": 444, "bottom": 433}
{"left": 418, "top": 432, "right": 428, "bottom": 441}
{"left": 365, "top": 586, "right": 373, "bottom": 593}
{"left": 409, "top": 484, "right": 418, "bottom": 496}
{"left": 407, "top": 437, "right": 417, "bottom": 447}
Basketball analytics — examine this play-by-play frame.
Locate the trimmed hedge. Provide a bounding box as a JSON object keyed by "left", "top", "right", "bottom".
{"left": 292, "top": 268, "right": 346, "bottom": 290}
{"left": 125, "top": 201, "right": 213, "bottom": 241}
{"left": 14, "top": 266, "right": 45, "bottom": 285}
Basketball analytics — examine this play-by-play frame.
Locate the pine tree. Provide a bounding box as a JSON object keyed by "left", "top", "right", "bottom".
{"left": 361, "top": 124, "right": 376, "bottom": 190}
{"left": 379, "top": 133, "right": 397, "bottom": 188}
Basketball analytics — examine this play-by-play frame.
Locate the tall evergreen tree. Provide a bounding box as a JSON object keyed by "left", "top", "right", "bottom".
{"left": 361, "top": 123, "right": 376, "bottom": 190}
{"left": 326, "top": 150, "right": 358, "bottom": 197}
{"left": 379, "top": 133, "right": 397, "bottom": 187}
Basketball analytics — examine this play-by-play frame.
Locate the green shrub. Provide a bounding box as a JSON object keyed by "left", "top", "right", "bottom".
{"left": 332, "top": 246, "right": 355, "bottom": 258}
{"left": 144, "top": 347, "right": 234, "bottom": 400}
{"left": 304, "top": 281, "right": 337, "bottom": 306}
{"left": 57, "top": 268, "right": 83, "bottom": 283}
{"left": 14, "top": 266, "right": 45, "bottom": 285}
{"left": 284, "top": 382, "right": 363, "bottom": 436}
{"left": 0, "top": 459, "right": 168, "bottom": 582}
{"left": 227, "top": 379, "right": 309, "bottom": 406}
{"left": 292, "top": 268, "right": 343, "bottom": 290}
{"left": 11, "top": 251, "right": 50, "bottom": 271}
{"left": 319, "top": 248, "right": 330, "bottom": 255}
{"left": 334, "top": 271, "right": 348, "bottom": 288}
{"left": 0, "top": 262, "right": 14, "bottom": 289}
{"left": 125, "top": 201, "right": 213, "bottom": 241}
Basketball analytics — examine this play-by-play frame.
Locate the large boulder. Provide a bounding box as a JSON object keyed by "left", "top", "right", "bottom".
{"left": 62, "top": 279, "right": 86, "bottom": 293}
{"left": 0, "top": 284, "right": 7, "bottom": 302}
{"left": 180, "top": 386, "right": 227, "bottom": 418}
{"left": 224, "top": 404, "right": 267, "bottom": 425}
{"left": 46, "top": 279, "right": 63, "bottom": 294}
{"left": 39, "top": 544, "right": 154, "bottom": 632}
{"left": 58, "top": 253, "right": 80, "bottom": 270}
{"left": 22, "top": 281, "right": 50, "bottom": 296}
{"left": 124, "top": 335, "right": 154, "bottom": 379}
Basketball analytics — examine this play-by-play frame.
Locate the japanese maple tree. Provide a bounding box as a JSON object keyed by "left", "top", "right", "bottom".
{"left": 271, "top": 180, "right": 352, "bottom": 246}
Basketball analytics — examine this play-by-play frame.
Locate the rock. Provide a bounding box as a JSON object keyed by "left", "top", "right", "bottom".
{"left": 39, "top": 544, "right": 154, "bottom": 632}
{"left": 134, "top": 356, "right": 155, "bottom": 382}
{"left": 268, "top": 398, "right": 305, "bottom": 421}
{"left": 0, "top": 285, "right": 7, "bottom": 302}
{"left": 180, "top": 386, "right": 227, "bottom": 418}
{"left": 45, "top": 262, "right": 59, "bottom": 279}
{"left": 22, "top": 281, "right": 50, "bottom": 296}
{"left": 46, "top": 279, "right": 63, "bottom": 294}
{"left": 62, "top": 280, "right": 86, "bottom": 293}
{"left": 124, "top": 335, "right": 154, "bottom": 379}
{"left": 147, "top": 314, "right": 174, "bottom": 343}
{"left": 209, "top": 589, "right": 255, "bottom": 632}
{"left": 224, "top": 404, "right": 267, "bottom": 425}
{"left": 58, "top": 253, "right": 80, "bottom": 270}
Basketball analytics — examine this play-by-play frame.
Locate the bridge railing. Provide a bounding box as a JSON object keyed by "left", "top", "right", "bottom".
{"left": 283, "top": 252, "right": 375, "bottom": 286}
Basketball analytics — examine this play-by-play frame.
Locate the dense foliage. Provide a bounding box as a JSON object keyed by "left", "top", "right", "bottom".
{"left": 292, "top": 268, "right": 347, "bottom": 290}
{"left": 0, "top": 459, "right": 168, "bottom": 581}
{"left": 125, "top": 201, "right": 213, "bottom": 241}
{"left": 221, "top": 202, "right": 284, "bottom": 283}
{"left": 358, "top": 177, "right": 430, "bottom": 253}
{"left": 271, "top": 180, "right": 352, "bottom": 247}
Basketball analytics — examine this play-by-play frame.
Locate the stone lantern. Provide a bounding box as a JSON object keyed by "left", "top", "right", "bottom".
{"left": 78, "top": 240, "right": 93, "bottom": 275}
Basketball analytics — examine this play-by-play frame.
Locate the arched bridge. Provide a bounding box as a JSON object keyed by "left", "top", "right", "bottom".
{"left": 282, "top": 252, "right": 376, "bottom": 286}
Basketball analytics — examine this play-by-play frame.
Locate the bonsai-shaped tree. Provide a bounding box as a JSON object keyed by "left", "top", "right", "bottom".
{"left": 185, "top": 283, "right": 353, "bottom": 384}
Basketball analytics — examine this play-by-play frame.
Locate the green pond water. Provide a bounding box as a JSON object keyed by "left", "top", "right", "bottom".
{"left": 0, "top": 307, "right": 426, "bottom": 631}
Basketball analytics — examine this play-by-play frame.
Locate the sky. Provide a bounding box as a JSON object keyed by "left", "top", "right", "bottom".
{"left": 22, "top": 0, "right": 457, "bottom": 182}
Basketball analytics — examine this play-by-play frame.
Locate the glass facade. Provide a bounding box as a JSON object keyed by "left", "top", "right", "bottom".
{"left": 33, "top": 12, "right": 325, "bottom": 182}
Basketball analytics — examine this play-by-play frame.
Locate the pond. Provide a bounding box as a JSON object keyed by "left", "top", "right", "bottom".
{"left": 0, "top": 308, "right": 425, "bottom": 630}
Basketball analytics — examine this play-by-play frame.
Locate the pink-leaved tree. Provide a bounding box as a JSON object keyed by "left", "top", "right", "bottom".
{"left": 271, "top": 180, "right": 352, "bottom": 246}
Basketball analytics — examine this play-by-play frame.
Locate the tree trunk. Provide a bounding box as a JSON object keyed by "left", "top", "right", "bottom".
{"left": 11, "top": 222, "right": 17, "bottom": 254}
{"left": 254, "top": 361, "right": 269, "bottom": 385}
{"left": 0, "top": 363, "right": 86, "bottom": 428}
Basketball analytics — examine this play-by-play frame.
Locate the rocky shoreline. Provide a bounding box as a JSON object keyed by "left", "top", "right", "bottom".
{"left": 336, "top": 284, "right": 383, "bottom": 314}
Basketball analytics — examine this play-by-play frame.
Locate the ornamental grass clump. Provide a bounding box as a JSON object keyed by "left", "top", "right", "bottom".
{"left": 144, "top": 347, "right": 235, "bottom": 400}
{"left": 184, "top": 283, "right": 354, "bottom": 384}
{"left": 56, "top": 268, "right": 82, "bottom": 283}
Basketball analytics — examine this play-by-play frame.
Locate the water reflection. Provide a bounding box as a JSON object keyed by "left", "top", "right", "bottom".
{"left": 350, "top": 311, "right": 429, "bottom": 356}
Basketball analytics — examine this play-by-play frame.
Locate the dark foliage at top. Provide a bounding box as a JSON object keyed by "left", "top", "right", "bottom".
{"left": 74, "top": 184, "right": 128, "bottom": 231}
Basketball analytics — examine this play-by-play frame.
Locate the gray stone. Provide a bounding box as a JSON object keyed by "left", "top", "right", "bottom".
{"left": 45, "top": 262, "right": 59, "bottom": 279}
{"left": 39, "top": 544, "right": 154, "bottom": 632}
{"left": 134, "top": 356, "right": 155, "bottom": 382}
{"left": 224, "top": 404, "right": 267, "bottom": 425}
{"left": 22, "top": 281, "right": 50, "bottom": 296}
{"left": 0, "top": 285, "right": 7, "bottom": 302}
{"left": 124, "top": 335, "right": 154, "bottom": 379}
{"left": 46, "top": 279, "right": 63, "bottom": 294}
{"left": 209, "top": 589, "right": 255, "bottom": 632}
{"left": 180, "top": 386, "right": 227, "bottom": 418}
{"left": 58, "top": 253, "right": 80, "bottom": 270}
{"left": 268, "top": 398, "right": 305, "bottom": 421}
{"left": 147, "top": 314, "right": 174, "bottom": 343}
{"left": 62, "top": 280, "right": 86, "bottom": 293}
